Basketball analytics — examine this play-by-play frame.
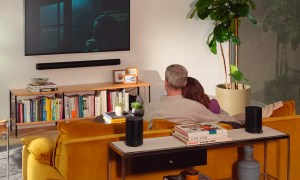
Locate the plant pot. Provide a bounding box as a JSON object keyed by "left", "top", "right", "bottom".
{"left": 115, "top": 106, "right": 123, "bottom": 116}
{"left": 132, "top": 109, "right": 144, "bottom": 117}
{"left": 216, "top": 84, "right": 251, "bottom": 116}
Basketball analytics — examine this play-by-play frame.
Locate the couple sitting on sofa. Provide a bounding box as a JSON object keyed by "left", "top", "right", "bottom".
{"left": 143, "top": 64, "right": 284, "bottom": 129}
{"left": 143, "top": 64, "right": 233, "bottom": 129}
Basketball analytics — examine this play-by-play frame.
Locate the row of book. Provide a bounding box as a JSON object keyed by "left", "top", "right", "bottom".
{"left": 15, "top": 90, "right": 130, "bottom": 123}
{"left": 172, "top": 122, "right": 231, "bottom": 146}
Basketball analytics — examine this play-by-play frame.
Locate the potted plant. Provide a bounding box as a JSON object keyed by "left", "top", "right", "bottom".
{"left": 131, "top": 102, "right": 144, "bottom": 117}
{"left": 190, "top": 0, "right": 257, "bottom": 115}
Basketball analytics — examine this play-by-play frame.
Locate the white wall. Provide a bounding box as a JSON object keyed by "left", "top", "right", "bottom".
{"left": 0, "top": 0, "right": 226, "bottom": 119}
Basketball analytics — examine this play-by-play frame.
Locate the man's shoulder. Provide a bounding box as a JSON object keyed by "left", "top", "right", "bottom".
{"left": 180, "top": 98, "right": 206, "bottom": 107}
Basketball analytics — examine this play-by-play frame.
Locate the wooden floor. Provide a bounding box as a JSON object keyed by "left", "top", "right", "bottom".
{"left": 0, "top": 125, "right": 58, "bottom": 147}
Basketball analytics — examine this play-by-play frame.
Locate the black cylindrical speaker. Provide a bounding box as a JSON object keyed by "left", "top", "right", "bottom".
{"left": 245, "top": 106, "right": 263, "bottom": 133}
{"left": 125, "top": 116, "right": 143, "bottom": 147}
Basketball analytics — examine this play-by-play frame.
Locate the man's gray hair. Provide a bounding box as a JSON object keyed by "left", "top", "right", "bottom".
{"left": 165, "top": 64, "right": 188, "bottom": 89}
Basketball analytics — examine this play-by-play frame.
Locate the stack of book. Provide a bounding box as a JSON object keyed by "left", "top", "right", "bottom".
{"left": 103, "top": 111, "right": 126, "bottom": 124}
{"left": 172, "top": 122, "right": 231, "bottom": 146}
{"left": 27, "top": 82, "right": 58, "bottom": 92}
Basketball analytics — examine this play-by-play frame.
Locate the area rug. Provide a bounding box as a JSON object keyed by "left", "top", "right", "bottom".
{"left": 0, "top": 144, "right": 22, "bottom": 180}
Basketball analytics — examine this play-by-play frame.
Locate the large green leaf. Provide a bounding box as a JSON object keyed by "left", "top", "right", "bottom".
{"left": 230, "top": 3, "right": 250, "bottom": 17}
{"left": 230, "top": 65, "right": 244, "bottom": 82}
{"left": 197, "top": 9, "right": 210, "bottom": 20}
{"left": 209, "top": 38, "right": 217, "bottom": 54}
{"left": 196, "top": 0, "right": 213, "bottom": 10}
{"left": 207, "top": 33, "right": 217, "bottom": 54}
{"left": 213, "top": 24, "right": 231, "bottom": 43}
{"left": 231, "top": 35, "right": 240, "bottom": 45}
{"left": 247, "top": 0, "right": 256, "bottom": 10}
{"left": 209, "top": 9, "right": 219, "bottom": 20}
{"left": 247, "top": 15, "right": 257, "bottom": 24}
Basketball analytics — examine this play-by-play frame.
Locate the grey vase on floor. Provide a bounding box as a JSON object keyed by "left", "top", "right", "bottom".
{"left": 238, "top": 145, "right": 260, "bottom": 180}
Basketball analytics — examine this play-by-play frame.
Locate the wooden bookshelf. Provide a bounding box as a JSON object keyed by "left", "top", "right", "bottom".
{"left": 9, "top": 80, "right": 151, "bottom": 137}
{"left": 10, "top": 81, "right": 151, "bottom": 96}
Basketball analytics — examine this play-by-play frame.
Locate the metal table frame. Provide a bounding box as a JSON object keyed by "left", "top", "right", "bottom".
{"left": 108, "top": 126, "right": 290, "bottom": 180}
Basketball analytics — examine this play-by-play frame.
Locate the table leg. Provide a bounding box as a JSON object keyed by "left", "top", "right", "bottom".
{"left": 7, "top": 120, "right": 9, "bottom": 180}
{"left": 122, "top": 157, "right": 126, "bottom": 180}
{"left": 287, "top": 137, "right": 290, "bottom": 180}
{"left": 263, "top": 141, "right": 268, "bottom": 180}
{"left": 107, "top": 148, "right": 111, "bottom": 180}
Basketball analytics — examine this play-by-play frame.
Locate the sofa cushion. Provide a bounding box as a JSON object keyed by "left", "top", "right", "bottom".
{"left": 271, "top": 100, "right": 296, "bottom": 117}
{"left": 21, "top": 136, "right": 55, "bottom": 165}
{"left": 151, "top": 119, "right": 176, "bottom": 130}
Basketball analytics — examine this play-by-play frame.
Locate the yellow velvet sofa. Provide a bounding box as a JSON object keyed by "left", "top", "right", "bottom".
{"left": 22, "top": 101, "right": 299, "bottom": 180}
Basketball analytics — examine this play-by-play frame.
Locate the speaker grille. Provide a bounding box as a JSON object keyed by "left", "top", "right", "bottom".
{"left": 36, "top": 59, "right": 120, "bottom": 70}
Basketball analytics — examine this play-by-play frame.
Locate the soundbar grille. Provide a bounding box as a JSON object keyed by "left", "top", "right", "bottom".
{"left": 36, "top": 59, "right": 120, "bottom": 70}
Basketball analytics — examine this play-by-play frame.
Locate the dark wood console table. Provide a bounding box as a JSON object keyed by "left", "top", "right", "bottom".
{"left": 108, "top": 126, "right": 290, "bottom": 180}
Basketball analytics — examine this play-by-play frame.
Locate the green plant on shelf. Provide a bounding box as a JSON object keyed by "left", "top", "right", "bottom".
{"left": 131, "top": 102, "right": 143, "bottom": 110}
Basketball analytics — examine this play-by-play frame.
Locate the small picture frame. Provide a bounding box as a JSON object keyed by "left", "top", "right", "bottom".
{"left": 124, "top": 74, "right": 137, "bottom": 84}
{"left": 113, "top": 70, "right": 126, "bottom": 84}
{"left": 125, "top": 67, "right": 138, "bottom": 76}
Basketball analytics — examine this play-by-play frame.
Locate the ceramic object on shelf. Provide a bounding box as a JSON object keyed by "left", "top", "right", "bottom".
{"left": 132, "top": 108, "right": 144, "bottom": 117}
{"left": 115, "top": 106, "right": 123, "bottom": 116}
{"left": 31, "top": 78, "right": 49, "bottom": 85}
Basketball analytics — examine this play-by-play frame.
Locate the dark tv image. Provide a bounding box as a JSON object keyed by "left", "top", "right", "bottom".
{"left": 25, "top": 0, "right": 130, "bottom": 56}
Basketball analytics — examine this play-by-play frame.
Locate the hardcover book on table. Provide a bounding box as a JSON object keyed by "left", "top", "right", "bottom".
{"left": 174, "top": 122, "right": 227, "bottom": 136}
{"left": 173, "top": 130, "right": 228, "bottom": 141}
{"left": 172, "top": 132, "right": 231, "bottom": 146}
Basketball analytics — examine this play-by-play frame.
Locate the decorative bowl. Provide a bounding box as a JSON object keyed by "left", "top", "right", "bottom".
{"left": 31, "top": 78, "right": 49, "bottom": 85}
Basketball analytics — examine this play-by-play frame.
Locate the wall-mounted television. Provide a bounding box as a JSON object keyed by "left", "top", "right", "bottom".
{"left": 25, "top": 0, "right": 130, "bottom": 56}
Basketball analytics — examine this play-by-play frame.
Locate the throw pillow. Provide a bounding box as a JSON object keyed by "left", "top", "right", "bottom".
{"left": 270, "top": 100, "right": 296, "bottom": 117}
{"left": 21, "top": 136, "right": 55, "bottom": 165}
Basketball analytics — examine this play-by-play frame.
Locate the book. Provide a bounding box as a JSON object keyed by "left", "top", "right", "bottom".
{"left": 103, "top": 111, "right": 125, "bottom": 120}
{"left": 173, "top": 130, "right": 228, "bottom": 141}
{"left": 27, "top": 86, "right": 58, "bottom": 92}
{"left": 172, "top": 132, "right": 231, "bottom": 146}
{"left": 103, "top": 117, "right": 126, "bottom": 124}
{"left": 28, "top": 82, "right": 57, "bottom": 88}
{"left": 174, "top": 122, "right": 227, "bottom": 136}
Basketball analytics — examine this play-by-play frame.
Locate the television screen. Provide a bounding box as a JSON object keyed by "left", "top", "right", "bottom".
{"left": 25, "top": 0, "right": 130, "bottom": 56}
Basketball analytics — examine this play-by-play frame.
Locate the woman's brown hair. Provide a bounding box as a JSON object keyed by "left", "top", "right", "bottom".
{"left": 182, "top": 77, "right": 210, "bottom": 108}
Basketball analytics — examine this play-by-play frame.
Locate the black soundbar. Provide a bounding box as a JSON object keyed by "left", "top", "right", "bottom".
{"left": 36, "top": 59, "right": 120, "bottom": 70}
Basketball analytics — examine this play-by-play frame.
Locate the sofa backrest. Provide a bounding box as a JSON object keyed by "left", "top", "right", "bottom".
{"left": 53, "top": 120, "right": 149, "bottom": 169}
{"left": 54, "top": 120, "right": 173, "bottom": 180}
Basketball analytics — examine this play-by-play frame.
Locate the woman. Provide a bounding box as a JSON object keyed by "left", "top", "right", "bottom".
{"left": 182, "top": 77, "right": 220, "bottom": 114}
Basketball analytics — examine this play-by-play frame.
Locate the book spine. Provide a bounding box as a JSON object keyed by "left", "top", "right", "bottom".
{"left": 104, "top": 117, "right": 126, "bottom": 123}
{"left": 175, "top": 126, "right": 227, "bottom": 136}
{"left": 28, "top": 84, "right": 57, "bottom": 89}
{"left": 27, "top": 86, "right": 58, "bottom": 92}
{"left": 94, "top": 95, "right": 100, "bottom": 116}
{"left": 174, "top": 130, "right": 228, "bottom": 141}
{"left": 172, "top": 133, "right": 231, "bottom": 146}
{"left": 124, "top": 92, "right": 129, "bottom": 111}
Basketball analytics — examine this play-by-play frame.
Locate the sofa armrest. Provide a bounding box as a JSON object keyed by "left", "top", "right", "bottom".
{"left": 22, "top": 145, "right": 30, "bottom": 180}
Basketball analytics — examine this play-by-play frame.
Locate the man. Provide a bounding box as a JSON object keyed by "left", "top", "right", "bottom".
{"left": 143, "top": 64, "right": 232, "bottom": 129}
